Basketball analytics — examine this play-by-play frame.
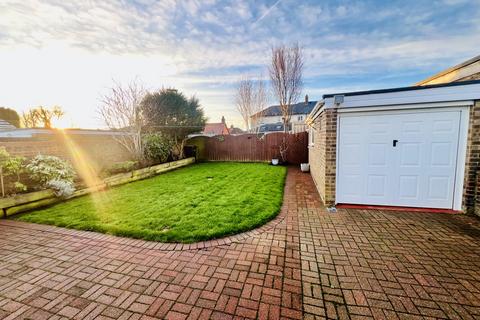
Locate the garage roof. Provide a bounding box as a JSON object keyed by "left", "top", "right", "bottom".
{"left": 323, "top": 79, "right": 480, "bottom": 98}
{"left": 416, "top": 55, "right": 480, "bottom": 85}
{"left": 308, "top": 79, "right": 480, "bottom": 121}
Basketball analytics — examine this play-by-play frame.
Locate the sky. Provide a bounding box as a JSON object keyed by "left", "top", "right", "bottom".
{"left": 0, "top": 0, "right": 479, "bottom": 129}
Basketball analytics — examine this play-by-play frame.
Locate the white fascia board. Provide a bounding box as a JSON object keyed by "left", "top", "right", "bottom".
{"left": 337, "top": 100, "right": 474, "bottom": 113}
{"left": 307, "top": 100, "right": 325, "bottom": 122}
{"left": 324, "top": 82, "right": 480, "bottom": 109}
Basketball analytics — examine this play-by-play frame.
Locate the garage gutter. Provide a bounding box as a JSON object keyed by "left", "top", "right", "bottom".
{"left": 307, "top": 80, "right": 480, "bottom": 122}
{"left": 322, "top": 80, "right": 480, "bottom": 110}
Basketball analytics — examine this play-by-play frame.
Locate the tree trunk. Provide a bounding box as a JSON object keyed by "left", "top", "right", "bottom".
{"left": 279, "top": 118, "right": 289, "bottom": 163}
{"left": 0, "top": 167, "right": 4, "bottom": 197}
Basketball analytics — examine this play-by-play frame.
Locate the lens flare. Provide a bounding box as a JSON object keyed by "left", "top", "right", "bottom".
{"left": 58, "top": 130, "right": 111, "bottom": 215}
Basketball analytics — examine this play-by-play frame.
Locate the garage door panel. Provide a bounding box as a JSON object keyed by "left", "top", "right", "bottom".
{"left": 337, "top": 110, "right": 461, "bottom": 209}
{"left": 432, "top": 119, "right": 455, "bottom": 133}
{"left": 399, "top": 143, "right": 421, "bottom": 166}
{"left": 367, "top": 175, "right": 388, "bottom": 197}
{"left": 342, "top": 174, "right": 363, "bottom": 200}
{"left": 370, "top": 122, "right": 390, "bottom": 134}
{"left": 341, "top": 144, "right": 362, "bottom": 165}
{"left": 368, "top": 143, "right": 388, "bottom": 166}
{"left": 402, "top": 121, "right": 423, "bottom": 134}
{"left": 341, "top": 118, "right": 363, "bottom": 135}
{"left": 398, "top": 175, "right": 419, "bottom": 199}
{"left": 430, "top": 142, "right": 454, "bottom": 166}
{"left": 427, "top": 176, "right": 451, "bottom": 200}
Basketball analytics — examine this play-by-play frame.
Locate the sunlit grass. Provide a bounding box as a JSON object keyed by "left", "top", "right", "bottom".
{"left": 15, "top": 162, "right": 287, "bottom": 243}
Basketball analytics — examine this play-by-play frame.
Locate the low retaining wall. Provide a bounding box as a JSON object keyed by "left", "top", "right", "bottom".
{"left": 1, "top": 157, "right": 195, "bottom": 217}
{"left": 2, "top": 131, "right": 133, "bottom": 174}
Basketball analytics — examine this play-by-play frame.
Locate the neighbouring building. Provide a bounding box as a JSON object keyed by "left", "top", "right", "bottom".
{"left": 199, "top": 116, "right": 230, "bottom": 137}
{"left": 416, "top": 54, "right": 480, "bottom": 85}
{"left": 258, "top": 122, "right": 291, "bottom": 133}
{"left": 0, "top": 118, "right": 16, "bottom": 131}
{"left": 229, "top": 125, "right": 244, "bottom": 135}
{"left": 307, "top": 55, "right": 480, "bottom": 213}
{"left": 251, "top": 95, "right": 317, "bottom": 133}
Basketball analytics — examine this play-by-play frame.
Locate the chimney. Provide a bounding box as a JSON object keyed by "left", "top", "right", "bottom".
{"left": 221, "top": 116, "right": 226, "bottom": 124}
{"left": 305, "top": 94, "right": 309, "bottom": 104}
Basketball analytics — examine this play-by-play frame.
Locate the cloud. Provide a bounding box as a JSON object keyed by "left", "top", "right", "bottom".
{"left": 0, "top": 0, "right": 479, "bottom": 128}
{"left": 253, "top": 0, "right": 282, "bottom": 25}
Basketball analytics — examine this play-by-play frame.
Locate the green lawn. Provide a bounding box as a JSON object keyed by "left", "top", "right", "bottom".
{"left": 14, "top": 162, "right": 287, "bottom": 243}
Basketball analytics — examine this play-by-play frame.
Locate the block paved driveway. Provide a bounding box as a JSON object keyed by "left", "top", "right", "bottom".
{"left": 1, "top": 168, "right": 480, "bottom": 319}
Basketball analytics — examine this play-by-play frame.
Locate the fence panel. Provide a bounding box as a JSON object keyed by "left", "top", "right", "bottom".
{"left": 187, "top": 132, "right": 308, "bottom": 164}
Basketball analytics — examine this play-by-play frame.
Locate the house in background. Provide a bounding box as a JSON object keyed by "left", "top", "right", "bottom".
{"left": 258, "top": 122, "right": 291, "bottom": 133}
{"left": 307, "top": 55, "right": 480, "bottom": 213}
{"left": 0, "top": 118, "right": 16, "bottom": 131}
{"left": 199, "top": 116, "right": 230, "bottom": 137}
{"left": 251, "top": 95, "right": 316, "bottom": 133}
{"left": 228, "top": 125, "right": 244, "bottom": 135}
{"left": 416, "top": 54, "right": 480, "bottom": 85}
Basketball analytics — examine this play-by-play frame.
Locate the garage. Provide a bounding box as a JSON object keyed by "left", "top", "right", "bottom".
{"left": 307, "top": 80, "right": 480, "bottom": 212}
{"left": 336, "top": 108, "right": 467, "bottom": 209}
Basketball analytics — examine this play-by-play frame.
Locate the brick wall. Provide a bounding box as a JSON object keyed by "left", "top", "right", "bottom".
{"left": 1, "top": 132, "right": 133, "bottom": 173}
{"left": 465, "top": 100, "right": 480, "bottom": 214}
{"left": 308, "top": 108, "right": 337, "bottom": 206}
{"left": 308, "top": 111, "right": 325, "bottom": 201}
{"left": 475, "top": 174, "right": 480, "bottom": 217}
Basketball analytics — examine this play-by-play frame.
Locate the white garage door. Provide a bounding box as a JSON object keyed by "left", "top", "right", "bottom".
{"left": 337, "top": 109, "right": 462, "bottom": 209}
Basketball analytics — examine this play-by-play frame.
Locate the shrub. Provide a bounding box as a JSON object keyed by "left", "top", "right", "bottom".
{"left": 106, "top": 161, "right": 139, "bottom": 175}
{"left": 13, "top": 181, "right": 27, "bottom": 192}
{"left": 0, "top": 147, "right": 27, "bottom": 196}
{"left": 143, "top": 133, "right": 173, "bottom": 164}
{"left": 46, "top": 179, "right": 75, "bottom": 198}
{"left": 26, "top": 155, "right": 76, "bottom": 188}
{"left": 4, "top": 155, "right": 25, "bottom": 178}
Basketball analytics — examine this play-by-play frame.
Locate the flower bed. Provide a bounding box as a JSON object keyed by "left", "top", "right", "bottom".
{"left": 1, "top": 157, "right": 195, "bottom": 217}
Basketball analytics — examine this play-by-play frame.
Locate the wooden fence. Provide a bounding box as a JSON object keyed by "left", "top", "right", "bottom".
{"left": 187, "top": 132, "right": 308, "bottom": 164}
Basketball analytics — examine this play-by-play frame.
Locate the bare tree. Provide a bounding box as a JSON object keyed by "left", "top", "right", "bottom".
{"left": 22, "top": 106, "right": 64, "bottom": 128}
{"left": 99, "top": 80, "right": 146, "bottom": 162}
{"left": 251, "top": 79, "right": 267, "bottom": 132}
{"left": 235, "top": 78, "right": 254, "bottom": 131}
{"left": 235, "top": 77, "right": 267, "bottom": 132}
{"left": 22, "top": 110, "right": 40, "bottom": 128}
{"left": 269, "top": 43, "right": 304, "bottom": 161}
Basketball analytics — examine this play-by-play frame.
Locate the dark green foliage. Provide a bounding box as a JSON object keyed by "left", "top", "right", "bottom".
{"left": 0, "top": 107, "right": 20, "bottom": 127}
{"left": 141, "top": 88, "right": 206, "bottom": 143}
{"left": 15, "top": 163, "right": 287, "bottom": 243}
{"left": 143, "top": 133, "right": 173, "bottom": 164}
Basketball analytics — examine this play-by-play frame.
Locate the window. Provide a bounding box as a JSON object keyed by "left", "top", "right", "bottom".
{"left": 309, "top": 126, "right": 315, "bottom": 147}
{"left": 297, "top": 115, "right": 303, "bottom": 121}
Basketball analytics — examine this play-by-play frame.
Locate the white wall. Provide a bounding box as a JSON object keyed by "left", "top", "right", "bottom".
{"left": 253, "top": 114, "right": 307, "bottom": 125}
{"left": 251, "top": 114, "right": 308, "bottom": 132}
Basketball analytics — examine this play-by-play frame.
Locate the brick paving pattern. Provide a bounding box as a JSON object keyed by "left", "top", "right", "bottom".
{"left": 1, "top": 168, "right": 480, "bottom": 319}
